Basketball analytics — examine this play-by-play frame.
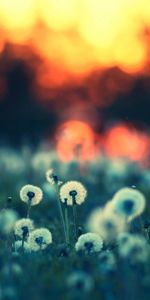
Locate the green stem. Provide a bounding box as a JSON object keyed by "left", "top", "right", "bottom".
{"left": 55, "top": 186, "right": 68, "bottom": 244}
{"left": 64, "top": 203, "right": 70, "bottom": 244}
{"left": 27, "top": 203, "right": 31, "bottom": 218}
{"left": 72, "top": 201, "right": 78, "bottom": 241}
{"left": 21, "top": 236, "right": 25, "bottom": 253}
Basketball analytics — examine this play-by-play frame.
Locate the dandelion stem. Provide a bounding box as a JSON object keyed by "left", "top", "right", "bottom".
{"left": 55, "top": 186, "right": 68, "bottom": 244}
{"left": 27, "top": 203, "right": 31, "bottom": 218}
{"left": 72, "top": 199, "right": 78, "bottom": 241}
{"left": 64, "top": 200, "right": 70, "bottom": 244}
{"left": 21, "top": 236, "right": 25, "bottom": 253}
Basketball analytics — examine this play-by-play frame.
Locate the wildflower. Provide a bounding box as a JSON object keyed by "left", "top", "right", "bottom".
{"left": 14, "top": 241, "right": 30, "bottom": 254}
{"left": 87, "top": 208, "right": 126, "bottom": 242}
{"left": 98, "top": 251, "right": 116, "bottom": 274}
{"left": 20, "top": 185, "right": 43, "bottom": 206}
{"left": 46, "top": 169, "right": 63, "bottom": 186}
{"left": 14, "top": 218, "right": 34, "bottom": 239}
{"left": 0, "top": 209, "right": 18, "bottom": 234}
{"left": 60, "top": 181, "right": 87, "bottom": 205}
{"left": 112, "top": 187, "right": 146, "bottom": 221}
{"left": 118, "top": 234, "right": 149, "bottom": 263}
{"left": 28, "top": 228, "right": 52, "bottom": 251}
{"left": 75, "top": 232, "right": 103, "bottom": 253}
{"left": 67, "top": 271, "right": 94, "bottom": 292}
{"left": 46, "top": 171, "right": 67, "bottom": 244}
{"left": 117, "top": 232, "right": 133, "bottom": 247}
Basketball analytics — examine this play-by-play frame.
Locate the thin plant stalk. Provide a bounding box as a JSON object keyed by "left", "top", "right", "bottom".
{"left": 27, "top": 203, "right": 31, "bottom": 218}
{"left": 55, "top": 186, "right": 68, "bottom": 244}
{"left": 21, "top": 237, "right": 25, "bottom": 253}
{"left": 72, "top": 197, "right": 78, "bottom": 240}
{"left": 64, "top": 200, "right": 70, "bottom": 244}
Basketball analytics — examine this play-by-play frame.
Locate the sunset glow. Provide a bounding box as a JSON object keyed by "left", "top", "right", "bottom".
{"left": 104, "top": 124, "right": 150, "bottom": 162}
{"left": 0, "top": 1, "right": 150, "bottom": 86}
{"left": 56, "top": 120, "right": 99, "bottom": 162}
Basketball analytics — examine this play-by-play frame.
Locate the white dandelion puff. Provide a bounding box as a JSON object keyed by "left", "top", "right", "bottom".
{"left": 75, "top": 232, "right": 103, "bottom": 253}
{"left": 28, "top": 228, "right": 52, "bottom": 251}
{"left": 118, "top": 234, "right": 150, "bottom": 263}
{"left": 14, "top": 218, "right": 34, "bottom": 239}
{"left": 117, "top": 232, "right": 133, "bottom": 246}
{"left": 20, "top": 184, "right": 43, "bottom": 206}
{"left": 87, "top": 208, "right": 126, "bottom": 242}
{"left": 112, "top": 187, "right": 146, "bottom": 221}
{"left": 98, "top": 251, "right": 116, "bottom": 273}
{"left": 67, "top": 271, "right": 94, "bottom": 292}
{"left": 14, "top": 240, "right": 30, "bottom": 254}
{"left": 60, "top": 181, "right": 87, "bottom": 206}
{"left": 46, "top": 169, "right": 63, "bottom": 186}
{"left": 0, "top": 209, "right": 18, "bottom": 234}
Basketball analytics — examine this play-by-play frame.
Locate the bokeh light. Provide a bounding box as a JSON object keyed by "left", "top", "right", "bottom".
{"left": 56, "top": 120, "right": 99, "bottom": 162}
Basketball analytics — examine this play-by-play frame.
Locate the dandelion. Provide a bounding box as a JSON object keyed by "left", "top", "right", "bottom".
{"left": 14, "top": 241, "right": 30, "bottom": 254}
{"left": 59, "top": 181, "right": 87, "bottom": 206}
{"left": 118, "top": 234, "right": 149, "bottom": 263}
{"left": 14, "top": 218, "right": 34, "bottom": 239}
{"left": 75, "top": 232, "right": 103, "bottom": 253}
{"left": 87, "top": 208, "right": 126, "bottom": 242}
{"left": 28, "top": 228, "right": 52, "bottom": 251}
{"left": 112, "top": 187, "right": 146, "bottom": 221}
{"left": 46, "top": 169, "right": 63, "bottom": 186}
{"left": 46, "top": 170, "right": 68, "bottom": 244}
{"left": 67, "top": 271, "right": 94, "bottom": 292}
{"left": 98, "top": 251, "right": 116, "bottom": 274}
{"left": 20, "top": 185, "right": 43, "bottom": 217}
{"left": 117, "top": 232, "right": 133, "bottom": 247}
{"left": 60, "top": 181, "right": 87, "bottom": 241}
{"left": 0, "top": 209, "right": 18, "bottom": 234}
{"left": 20, "top": 185, "right": 43, "bottom": 206}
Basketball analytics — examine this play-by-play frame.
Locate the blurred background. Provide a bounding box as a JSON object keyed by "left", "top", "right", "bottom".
{"left": 0, "top": 1, "right": 150, "bottom": 166}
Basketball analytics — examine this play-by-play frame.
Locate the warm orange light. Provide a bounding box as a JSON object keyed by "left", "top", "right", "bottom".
{"left": 104, "top": 124, "right": 150, "bottom": 162}
{"left": 0, "top": 1, "right": 150, "bottom": 86}
{"left": 56, "top": 120, "right": 98, "bottom": 162}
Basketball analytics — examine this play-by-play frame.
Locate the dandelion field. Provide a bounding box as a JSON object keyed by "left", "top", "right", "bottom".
{"left": 0, "top": 147, "right": 150, "bottom": 300}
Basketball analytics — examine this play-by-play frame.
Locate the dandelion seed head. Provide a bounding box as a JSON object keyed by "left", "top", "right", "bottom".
{"left": 20, "top": 185, "right": 43, "bottom": 206}
{"left": 46, "top": 169, "right": 63, "bottom": 186}
{"left": 28, "top": 228, "right": 52, "bottom": 251}
{"left": 87, "top": 208, "right": 126, "bottom": 242}
{"left": 98, "top": 251, "right": 116, "bottom": 273}
{"left": 67, "top": 271, "right": 94, "bottom": 292}
{"left": 118, "top": 234, "right": 149, "bottom": 263}
{"left": 60, "top": 181, "right": 87, "bottom": 205}
{"left": 14, "top": 241, "right": 30, "bottom": 254}
{"left": 14, "top": 218, "right": 34, "bottom": 239}
{"left": 117, "top": 232, "right": 133, "bottom": 246}
{"left": 112, "top": 187, "right": 146, "bottom": 221}
{"left": 0, "top": 209, "right": 18, "bottom": 234}
{"left": 75, "top": 232, "right": 103, "bottom": 253}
